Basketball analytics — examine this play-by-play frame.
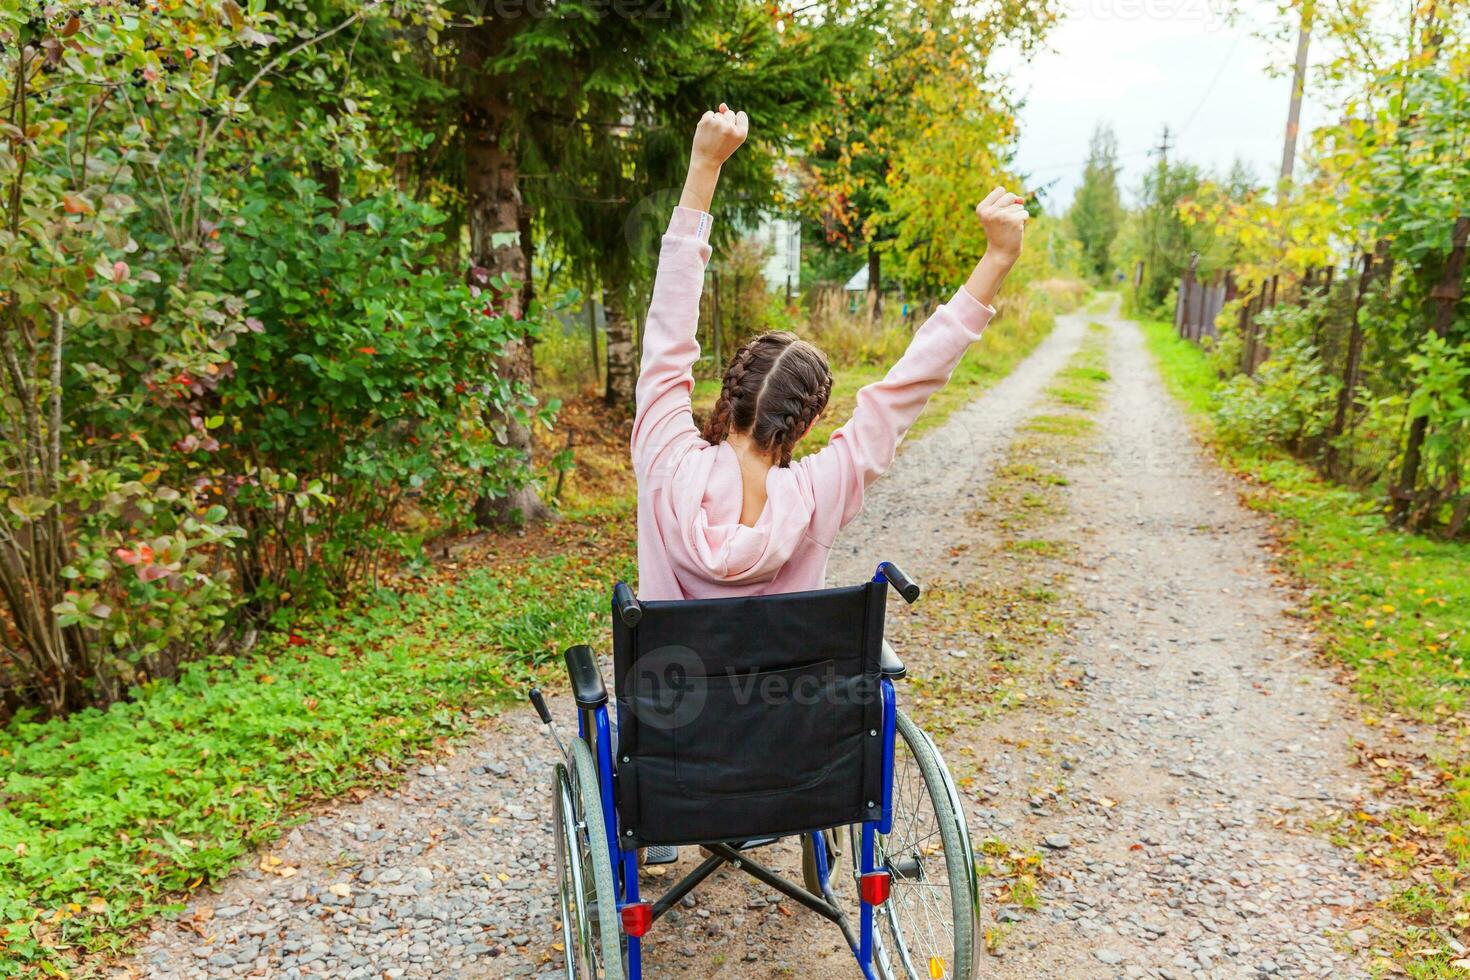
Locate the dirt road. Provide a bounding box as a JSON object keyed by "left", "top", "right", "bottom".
{"left": 124, "top": 302, "right": 1384, "bottom": 979}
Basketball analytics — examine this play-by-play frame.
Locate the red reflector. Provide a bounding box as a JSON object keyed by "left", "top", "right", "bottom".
{"left": 620, "top": 902, "right": 653, "bottom": 937}
{"left": 860, "top": 871, "right": 891, "bottom": 906}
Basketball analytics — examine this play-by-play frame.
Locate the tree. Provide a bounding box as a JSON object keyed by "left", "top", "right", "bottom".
{"left": 1068, "top": 123, "right": 1122, "bottom": 280}
{"left": 527, "top": 1, "right": 867, "bottom": 407}
{"left": 801, "top": 0, "right": 1060, "bottom": 313}
{"left": 1132, "top": 149, "right": 1209, "bottom": 310}
{"left": 884, "top": 76, "right": 1017, "bottom": 300}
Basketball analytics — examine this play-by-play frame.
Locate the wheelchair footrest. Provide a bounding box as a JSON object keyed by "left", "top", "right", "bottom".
{"left": 644, "top": 845, "right": 679, "bottom": 865}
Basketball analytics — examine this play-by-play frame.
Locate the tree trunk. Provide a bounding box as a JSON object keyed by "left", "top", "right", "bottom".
{"left": 1326, "top": 246, "right": 1383, "bottom": 477}
{"left": 604, "top": 297, "right": 636, "bottom": 408}
{"left": 865, "top": 242, "right": 882, "bottom": 323}
{"left": 463, "top": 45, "right": 551, "bottom": 527}
{"left": 1392, "top": 215, "right": 1470, "bottom": 524}
{"left": 711, "top": 269, "right": 722, "bottom": 369}
{"left": 586, "top": 288, "right": 600, "bottom": 387}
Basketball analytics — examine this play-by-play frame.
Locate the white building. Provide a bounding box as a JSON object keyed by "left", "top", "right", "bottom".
{"left": 758, "top": 213, "right": 802, "bottom": 295}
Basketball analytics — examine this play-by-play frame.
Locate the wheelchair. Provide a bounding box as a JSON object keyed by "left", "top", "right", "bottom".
{"left": 528, "top": 561, "right": 980, "bottom": 979}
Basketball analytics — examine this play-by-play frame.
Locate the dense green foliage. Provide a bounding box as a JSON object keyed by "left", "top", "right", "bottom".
{"left": 0, "top": 3, "right": 542, "bottom": 715}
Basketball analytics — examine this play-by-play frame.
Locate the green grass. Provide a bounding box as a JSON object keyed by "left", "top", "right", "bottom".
{"left": 0, "top": 525, "right": 635, "bottom": 974}
{"left": 1138, "top": 317, "right": 1470, "bottom": 977}
{"left": 1021, "top": 413, "right": 1095, "bottom": 437}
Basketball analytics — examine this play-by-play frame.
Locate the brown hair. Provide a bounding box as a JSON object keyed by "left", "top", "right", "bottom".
{"left": 701, "top": 331, "right": 833, "bottom": 467}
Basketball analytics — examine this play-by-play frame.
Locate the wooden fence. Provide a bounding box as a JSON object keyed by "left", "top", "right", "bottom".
{"left": 1173, "top": 256, "right": 1232, "bottom": 342}
{"left": 1173, "top": 257, "right": 1340, "bottom": 376}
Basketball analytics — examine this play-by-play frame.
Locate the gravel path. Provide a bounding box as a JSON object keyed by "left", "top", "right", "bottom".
{"left": 119, "top": 304, "right": 1387, "bottom": 979}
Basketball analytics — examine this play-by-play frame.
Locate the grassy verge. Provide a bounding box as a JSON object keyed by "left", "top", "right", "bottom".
{"left": 0, "top": 512, "right": 635, "bottom": 975}
{"left": 1139, "top": 317, "right": 1470, "bottom": 979}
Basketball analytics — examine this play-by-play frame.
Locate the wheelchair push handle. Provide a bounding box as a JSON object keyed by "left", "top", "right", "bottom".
{"left": 875, "top": 561, "right": 921, "bottom": 603}
{"left": 527, "top": 687, "right": 553, "bottom": 725}
{"left": 613, "top": 581, "right": 642, "bottom": 627}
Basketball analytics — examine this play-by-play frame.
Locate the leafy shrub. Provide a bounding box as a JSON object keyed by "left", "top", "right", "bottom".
{"left": 1214, "top": 339, "right": 1341, "bottom": 452}
{"left": 215, "top": 173, "right": 545, "bottom": 613}
{"left": 0, "top": 5, "right": 254, "bottom": 713}
{"left": 0, "top": 6, "right": 542, "bottom": 714}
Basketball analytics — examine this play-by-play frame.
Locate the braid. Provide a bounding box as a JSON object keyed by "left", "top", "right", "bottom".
{"left": 701, "top": 340, "right": 761, "bottom": 445}
{"left": 774, "top": 373, "right": 833, "bottom": 467}
{"left": 704, "top": 331, "right": 832, "bottom": 467}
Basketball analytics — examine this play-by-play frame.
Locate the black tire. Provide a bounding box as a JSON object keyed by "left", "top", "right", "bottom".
{"left": 554, "top": 739, "right": 625, "bottom": 979}
{"left": 872, "top": 710, "right": 980, "bottom": 980}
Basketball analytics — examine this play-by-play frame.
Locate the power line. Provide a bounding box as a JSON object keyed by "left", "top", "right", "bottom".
{"left": 1177, "top": 33, "right": 1245, "bottom": 138}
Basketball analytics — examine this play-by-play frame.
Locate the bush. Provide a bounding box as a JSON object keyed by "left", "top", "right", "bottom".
{"left": 0, "top": 6, "right": 253, "bottom": 714}
{"left": 1214, "top": 339, "right": 1341, "bottom": 452}
{"left": 0, "top": 8, "right": 541, "bottom": 715}
{"left": 216, "top": 174, "right": 544, "bottom": 614}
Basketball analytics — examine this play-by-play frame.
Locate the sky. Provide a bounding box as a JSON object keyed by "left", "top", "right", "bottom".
{"left": 997, "top": 0, "right": 1335, "bottom": 212}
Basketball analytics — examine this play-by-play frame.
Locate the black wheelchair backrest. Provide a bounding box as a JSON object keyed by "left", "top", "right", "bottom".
{"left": 611, "top": 582, "right": 889, "bottom": 847}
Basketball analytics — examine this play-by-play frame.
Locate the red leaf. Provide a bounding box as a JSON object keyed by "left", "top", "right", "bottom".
{"left": 288, "top": 634, "right": 307, "bottom": 647}
{"left": 357, "top": 346, "right": 377, "bottom": 355}
{"left": 137, "top": 565, "right": 169, "bottom": 583}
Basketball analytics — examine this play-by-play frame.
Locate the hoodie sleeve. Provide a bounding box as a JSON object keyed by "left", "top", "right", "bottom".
{"left": 798, "top": 285, "right": 995, "bottom": 541}
{"left": 630, "top": 207, "right": 714, "bottom": 482}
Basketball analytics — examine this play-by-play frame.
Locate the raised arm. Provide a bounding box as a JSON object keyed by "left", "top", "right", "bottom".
{"left": 800, "top": 187, "right": 1030, "bottom": 532}
{"left": 630, "top": 105, "right": 749, "bottom": 480}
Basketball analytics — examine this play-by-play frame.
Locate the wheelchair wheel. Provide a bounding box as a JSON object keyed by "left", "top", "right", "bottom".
{"left": 554, "top": 739, "right": 624, "bottom": 979}
{"left": 872, "top": 709, "right": 980, "bottom": 980}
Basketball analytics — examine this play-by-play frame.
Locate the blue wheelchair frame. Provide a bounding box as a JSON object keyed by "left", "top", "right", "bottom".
{"left": 565, "top": 563, "right": 914, "bottom": 980}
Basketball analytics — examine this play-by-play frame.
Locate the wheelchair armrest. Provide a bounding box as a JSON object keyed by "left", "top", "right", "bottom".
{"left": 880, "top": 642, "right": 907, "bottom": 680}
{"left": 564, "top": 645, "right": 608, "bottom": 707}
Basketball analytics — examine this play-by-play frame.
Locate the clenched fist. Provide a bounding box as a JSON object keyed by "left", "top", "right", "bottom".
{"left": 691, "top": 103, "right": 748, "bottom": 170}
{"left": 976, "top": 186, "right": 1028, "bottom": 261}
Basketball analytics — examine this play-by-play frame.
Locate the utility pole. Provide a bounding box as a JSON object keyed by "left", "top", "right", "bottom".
{"left": 1153, "top": 125, "right": 1173, "bottom": 164}
{"left": 1280, "top": 2, "right": 1313, "bottom": 186}
{"left": 1143, "top": 125, "right": 1172, "bottom": 301}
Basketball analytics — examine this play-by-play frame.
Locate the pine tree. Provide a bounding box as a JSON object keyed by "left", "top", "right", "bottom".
{"left": 1068, "top": 123, "right": 1123, "bottom": 281}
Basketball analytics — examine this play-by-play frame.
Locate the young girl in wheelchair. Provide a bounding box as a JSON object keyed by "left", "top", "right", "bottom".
{"left": 633, "top": 104, "right": 1028, "bottom": 602}
{"left": 541, "top": 106, "right": 1024, "bottom": 975}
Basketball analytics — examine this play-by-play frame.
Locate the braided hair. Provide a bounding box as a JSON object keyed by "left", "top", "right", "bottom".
{"left": 702, "top": 331, "right": 833, "bottom": 467}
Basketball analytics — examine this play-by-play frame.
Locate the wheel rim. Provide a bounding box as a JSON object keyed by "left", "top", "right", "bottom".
{"left": 555, "top": 765, "right": 602, "bottom": 977}
{"left": 874, "top": 729, "right": 963, "bottom": 980}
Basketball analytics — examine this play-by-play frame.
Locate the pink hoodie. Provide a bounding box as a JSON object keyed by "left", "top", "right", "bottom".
{"left": 632, "top": 207, "right": 995, "bottom": 600}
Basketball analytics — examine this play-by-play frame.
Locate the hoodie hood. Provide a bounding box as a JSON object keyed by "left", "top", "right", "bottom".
{"left": 666, "top": 443, "right": 815, "bottom": 586}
